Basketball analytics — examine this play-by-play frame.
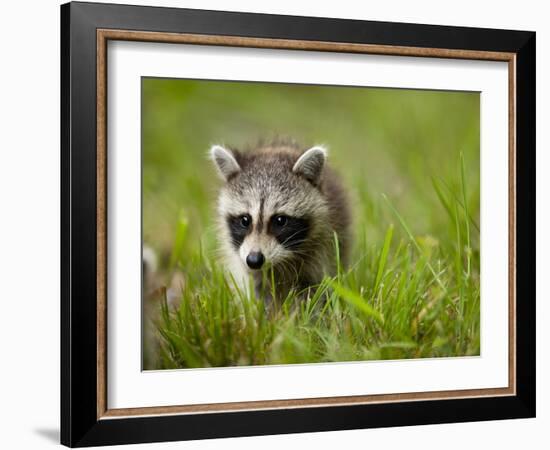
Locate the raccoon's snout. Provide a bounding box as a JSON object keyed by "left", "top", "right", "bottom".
{"left": 246, "top": 251, "right": 265, "bottom": 270}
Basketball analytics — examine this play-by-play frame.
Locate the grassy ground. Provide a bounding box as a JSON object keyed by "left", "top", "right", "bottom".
{"left": 142, "top": 78, "right": 480, "bottom": 369}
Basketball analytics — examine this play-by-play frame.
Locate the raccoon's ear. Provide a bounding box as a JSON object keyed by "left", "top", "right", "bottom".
{"left": 293, "top": 146, "right": 326, "bottom": 186}
{"left": 210, "top": 145, "right": 241, "bottom": 181}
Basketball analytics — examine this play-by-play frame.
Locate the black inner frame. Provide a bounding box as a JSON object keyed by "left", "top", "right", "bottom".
{"left": 61, "top": 2, "right": 536, "bottom": 447}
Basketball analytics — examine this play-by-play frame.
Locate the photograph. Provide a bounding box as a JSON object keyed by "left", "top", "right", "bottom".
{"left": 141, "top": 77, "right": 481, "bottom": 370}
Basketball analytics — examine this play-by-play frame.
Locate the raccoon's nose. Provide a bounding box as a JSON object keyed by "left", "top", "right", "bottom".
{"left": 246, "top": 251, "right": 265, "bottom": 270}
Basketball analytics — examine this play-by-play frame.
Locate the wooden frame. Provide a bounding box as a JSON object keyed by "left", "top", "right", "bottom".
{"left": 62, "top": 1, "right": 535, "bottom": 447}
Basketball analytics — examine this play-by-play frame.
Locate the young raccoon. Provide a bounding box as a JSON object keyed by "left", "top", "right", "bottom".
{"left": 210, "top": 140, "right": 351, "bottom": 303}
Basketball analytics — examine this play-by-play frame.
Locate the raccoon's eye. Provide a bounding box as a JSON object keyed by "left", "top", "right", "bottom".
{"left": 239, "top": 214, "right": 251, "bottom": 228}
{"left": 273, "top": 215, "right": 288, "bottom": 227}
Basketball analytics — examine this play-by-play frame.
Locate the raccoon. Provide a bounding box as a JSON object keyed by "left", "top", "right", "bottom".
{"left": 210, "top": 140, "right": 351, "bottom": 303}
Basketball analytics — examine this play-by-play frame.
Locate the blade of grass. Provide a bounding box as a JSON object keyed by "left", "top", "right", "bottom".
{"left": 435, "top": 175, "right": 480, "bottom": 233}
{"left": 460, "top": 152, "right": 472, "bottom": 279}
{"left": 333, "top": 232, "right": 342, "bottom": 283}
{"left": 330, "top": 281, "right": 384, "bottom": 326}
{"left": 168, "top": 210, "right": 189, "bottom": 270}
{"left": 373, "top": 224, "right": 394, "bottom": 295}
{"left": 381, "top": 194, "right": 447, "bottom": 293}
{"left": 431, "top": 177, "right": 454, "bottom": 222}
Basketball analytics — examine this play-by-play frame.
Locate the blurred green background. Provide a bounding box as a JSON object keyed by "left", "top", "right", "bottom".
{"left": 142, "top": 78, "right": 480, "bottom": 369}
{"left": 142, "top": 77, "right": 479, "bottom": 261}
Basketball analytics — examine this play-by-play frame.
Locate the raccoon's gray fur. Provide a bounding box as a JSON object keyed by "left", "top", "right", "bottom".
{"left": 210, "top": 139, "right": 351, "bottom": 303}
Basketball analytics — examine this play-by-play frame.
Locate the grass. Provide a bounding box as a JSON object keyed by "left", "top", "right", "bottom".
{"left": 142, "top": 78, "right": 480, "bottom": 369}
{"left": 146, "top": 156, "right": 479, "bottom": 369}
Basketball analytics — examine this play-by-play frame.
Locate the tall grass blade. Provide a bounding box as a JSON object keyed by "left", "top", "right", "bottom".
{"left": 381, "top": 194, "right": 447, "bottom": 293}
{"left": 169, "top": 210, "right": 189, "bottom": 270}
{"left": 330, "top": 281, "right": 384, "bottom": 326}
{"left": 431, "top": 177, "right": 454, "bottom": 222}
{"left": 374, "top": 224, "right": 393, "bottom": 294}
{"left": 460, "top": 152, "right": 472, "bottom": 278}
{"left": 435, "top": 175, "right": 480, "bottom": 233}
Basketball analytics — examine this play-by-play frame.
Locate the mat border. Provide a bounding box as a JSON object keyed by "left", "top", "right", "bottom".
{"left": 61, "top": 2, "right": 535, "bottom": 447}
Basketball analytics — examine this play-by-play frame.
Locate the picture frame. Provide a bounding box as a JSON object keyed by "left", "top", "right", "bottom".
{"left": 60, "top": 1, "right": 536, "bottom": 447}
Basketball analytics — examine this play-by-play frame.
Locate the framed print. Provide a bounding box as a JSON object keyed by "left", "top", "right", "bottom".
{"left": 60, "top": 1, "right": 536, "bottom": 447}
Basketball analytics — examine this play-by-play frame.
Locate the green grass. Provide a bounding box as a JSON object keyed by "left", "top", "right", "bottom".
{"left": 142, "top": 78, "right": 480, "bottom": 369}
{"left": 146, "top": 156, "right": 479, "bottom": 369}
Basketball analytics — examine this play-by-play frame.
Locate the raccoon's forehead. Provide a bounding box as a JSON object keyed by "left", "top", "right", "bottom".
{"left": 218, "top": 175, "right": 323, "bottom": 217}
